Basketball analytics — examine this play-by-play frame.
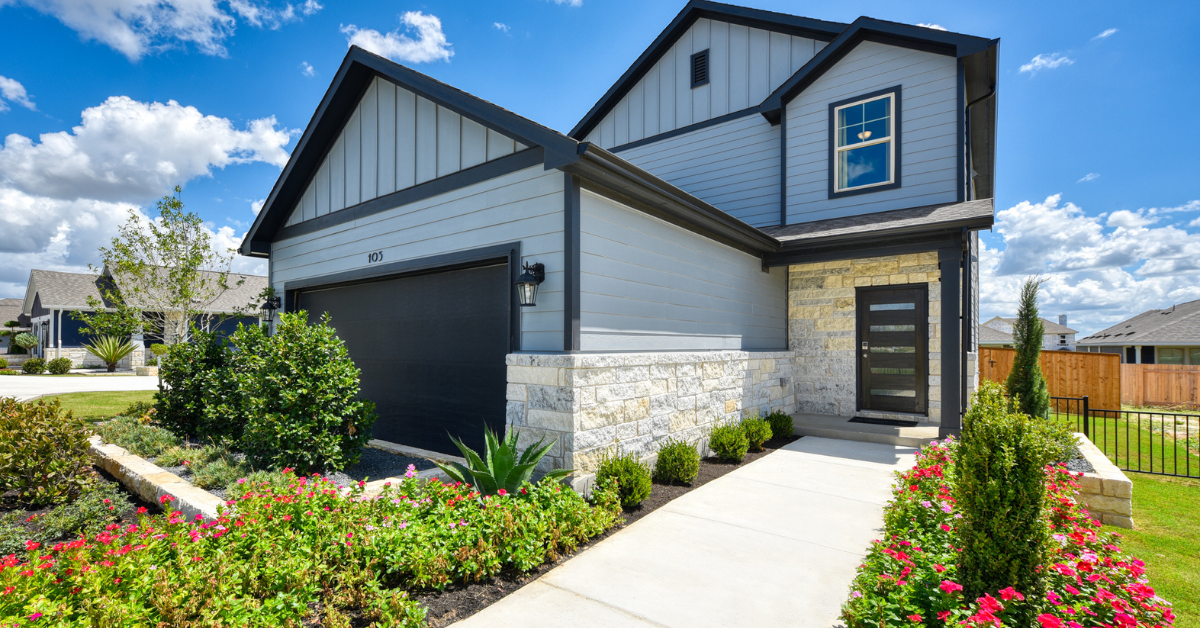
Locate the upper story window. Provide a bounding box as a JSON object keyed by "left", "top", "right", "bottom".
{"left": 829, "top": 87, "right": 901, "bottom": 197}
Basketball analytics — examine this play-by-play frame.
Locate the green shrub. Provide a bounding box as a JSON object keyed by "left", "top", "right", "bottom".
{"left": 83, "top": 335, "right": 136, "bottom": 372}
{"left": 94, "top": 415, "right": 180, "bottom": 458}
{"left": 190, "top": 451, "right": 251, "bottom": 489}
{"left": 144, "top": 355, "right": 158, "bottom": 366}
{"left": 46, "top": 357, "right": 73, "bottom": 374}
{"left": 21, "top": 358, "right": 45, "bottom": 374}
{"left": 956, "top": 380, "right": 1065, "bottom": 600}
{"left": 596, "top": 452, "right": 652, "bottom": 509}
{"left": 31, "top": 482, "right": 131, "bottom": 542}
{"left": 740, "top": 414, "right": 772, "bottom": 452}
{"left": 0, "top": 398, "right": 96, "bottom": 506}
{"left": 156, "top": 329, "right": 237, "bottom": 440}
{"left": 435, "top": 427, "right": 570, "bottom": 496}
{"left": 123, "top": 400, "right": 155, "bottom": 419}
{"left": 652, "top": 438, "right": 699, "bottom": 485}
{"left": 708, "top": 423, "right": 749, "bottom": 462}
{"left": 238, "top": 313, "right": 378, "bottom": 473}
{"left": 154, "top": 446, "right": 189, "bottom": 467}
{"left": 0, "top": 511, "right": 25, "bottom": 556}
{"left": 1006, "top": 278, "right": 1051, "bottom": 419}
{"left": 12, "top": 332, "right": 37, "bottom": 352}
{"left": 0, "top": 358, "right": 6, "bottom": 369}
{"left": 150, "top": 343, "right": 169, "bottom": 357}
{"left": 766, "top": 410, "right": 793, "bottom": 440}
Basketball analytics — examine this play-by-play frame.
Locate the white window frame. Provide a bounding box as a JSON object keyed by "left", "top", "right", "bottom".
{"left": 833, "top": 93, "right": 896, "bottom": 193}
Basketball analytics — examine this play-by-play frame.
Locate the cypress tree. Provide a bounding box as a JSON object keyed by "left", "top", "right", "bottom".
{"left": 1005, "top": 277, "right": 1051, "bottom": 418}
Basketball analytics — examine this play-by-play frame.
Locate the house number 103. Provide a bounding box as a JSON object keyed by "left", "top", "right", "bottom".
{"left": 367, "top": 250, "right": 383, "bottom": 263}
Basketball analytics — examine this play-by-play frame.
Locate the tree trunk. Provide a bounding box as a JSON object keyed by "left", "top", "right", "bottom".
{"left": 107, "top": 362, "right": 117, "bottom": 373}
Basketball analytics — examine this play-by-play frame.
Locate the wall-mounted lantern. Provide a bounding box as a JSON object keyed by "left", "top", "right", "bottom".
{"left": 260, "top": 296, "right": 281, "bottom": 325}
{"left": 515, "top": 262, "right": 545, "bottom": 307}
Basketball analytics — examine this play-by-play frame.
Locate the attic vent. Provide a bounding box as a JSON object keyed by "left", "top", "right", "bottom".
{"left": 690, "top": 49, "right": 710, "bottom": 88}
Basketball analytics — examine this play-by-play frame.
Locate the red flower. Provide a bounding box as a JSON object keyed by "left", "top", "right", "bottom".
{"left": 907, "top": 614, "right": 922, "bottom": 622}
{"left": 977, "top": 594, "right": 1003, "bottom": 614}
{"left": 933, "top": 563, "right": 946, "bottom": 573}
{"left": 160, "top": 494, "right": 175, "bottom": 505}
{"left": 498, "top": 489, "right": 507, "bottom": 496}
{"left": 939, "top": 580, "right": 963, "bottom": 595}
{"left": 24, "top": 541, "right": 40, "bottom": 551}
{"left": 136, "top": 507, "right": 147, "bottom": 514}
{"left": 937, "top": 610, "right": 951, "bottom": 621}
{"left": 1036, "top": 614, "right": 1064, "bottom": 628}
{"left": 998, "top": 587, "right": 1024, "bottom": 601}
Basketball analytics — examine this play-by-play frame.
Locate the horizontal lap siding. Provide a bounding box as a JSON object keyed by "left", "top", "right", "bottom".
{"left": 585, "top": 18, "right": 820, "bottom": 149}
{"left": 579, "top": 190, "right": 786, "bottom": 352}
{"left": 616, "top": 114, "right": 781, "bottom": 227}
{"left": 784, "top": 42, "right": 959, "bottom": 223}
{"left": 271, "top": 166, "right": 566, "bottom": 351}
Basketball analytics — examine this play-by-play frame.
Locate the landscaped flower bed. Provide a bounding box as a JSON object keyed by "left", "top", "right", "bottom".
{"left": 0, "top": 468, "right": 622, "bottom": 625}
{"left": 840, "top": 437, "right": 1176, "bottom": 627}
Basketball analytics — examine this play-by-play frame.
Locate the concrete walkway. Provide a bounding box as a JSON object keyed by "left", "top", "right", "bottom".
{"left": 453, "top": 437, "right": 916, "bottom": 628}
{"left": 0, "top": 374, "right": 159, "bottom": 401}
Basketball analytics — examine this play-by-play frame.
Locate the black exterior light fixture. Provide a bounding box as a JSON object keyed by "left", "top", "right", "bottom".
{"left": 260, "top": 295, "right": 281, "bottom": 325}
{"left": 515, "top": 262, "right": 545, "bottom": 307}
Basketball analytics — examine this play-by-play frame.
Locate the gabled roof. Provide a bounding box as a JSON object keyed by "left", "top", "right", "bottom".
{"left": 983, "top": 315, "right": 1077, "bottom": 336}
{"left": 104, "top": 268, "right": 268, "bottom": 315}
{"left": 240, "top": 45, "right": 583, "bottom": 257}
{"left": 1078, "top": 300, "right": 1200, "bottom": 345}
{"left": 0, "top": 298, "right": 30, "bottom": 330}
{"left": 569, "top": 0, "right": 846, "bottom": 140}
{"left": 22, "top": 270, "right": 110, "bottom": 314}
{"left": 977, "top": 325, "right": 1012, "bottom": 345}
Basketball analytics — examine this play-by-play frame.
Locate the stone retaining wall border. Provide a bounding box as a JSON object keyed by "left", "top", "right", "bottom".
{"left": 1072, "top": 433, "right": 1134, "bottom": 529}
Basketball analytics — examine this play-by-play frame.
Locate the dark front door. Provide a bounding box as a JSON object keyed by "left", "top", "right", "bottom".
{"left": 857, "top": 285, "right": 928, "bottom": 414}
{"left": 295, "top": 263, "right": 510, "bottom": 455}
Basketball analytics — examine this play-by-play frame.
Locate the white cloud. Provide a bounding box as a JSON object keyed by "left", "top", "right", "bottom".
{"left": 341, "top": 12, "right": 453, "bottom": 64}
{"left": 0, "top": 76, "right": 36, "bottom": 112}
{"left": 1092, "top": 28, "right": 1118, "bottom": 40}
{"left": 1077, "top": 172, "right": 1099, "bottom": 183}
{"left": 250, "top": 198, "right": 264, "bottom": 215}
{"left": 300, "top": 61, "right": 315, "bottom": 76}
{"left": 980, "top": 195, "right": 1200, "bottom": 334}
{"left": 0, "top": 97, "right": 288, "bottom": 297}
{"left": 1019, "top": 52, "right": 1074, "bottom": 75}
{"left": 547, "top": 0, "right": 583, "bottom": 6}
{"left": 493, "top": 22, "right": 510, "bottom": 33}
{"left": 3, "top": 0, "right": 319, "bottom": 60}
{"left": 917, "top": 23, "right": 947, "bottom": 31}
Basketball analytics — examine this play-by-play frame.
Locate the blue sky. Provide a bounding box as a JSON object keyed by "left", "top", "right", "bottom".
{"left": 1, "top": 0, "right": 1198, "bottom": 335}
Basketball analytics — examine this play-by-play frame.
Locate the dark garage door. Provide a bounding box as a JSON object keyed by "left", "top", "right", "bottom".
{"left": 296, "top": 263, "right": 510, "bottom": 455}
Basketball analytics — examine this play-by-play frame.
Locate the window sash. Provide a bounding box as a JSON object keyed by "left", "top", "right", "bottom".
{"left": 833, "top": 94, "right": 895, "bottom": 192}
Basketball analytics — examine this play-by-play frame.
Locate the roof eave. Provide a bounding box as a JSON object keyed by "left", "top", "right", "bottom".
{"left": 773, "top": 214, "right": 994, "bottom": 251}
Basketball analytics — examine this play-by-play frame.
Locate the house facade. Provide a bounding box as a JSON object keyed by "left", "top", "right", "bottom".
{"left": 240, "top": 1, "right": 997, "bottom": 488}
{"left": 1078, "top": 300, "right": 1200, "bottom": 364}
{"left": 0, "top": 298, "right": 32, "bottom": 354}
{"left": 979, "top": 315, "right": 1077, "bottom": 351}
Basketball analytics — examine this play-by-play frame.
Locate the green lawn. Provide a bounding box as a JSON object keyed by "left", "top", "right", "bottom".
{"left": 40, "top": 390, "right": 156, "bottom": 423}
{"left": 1118, "top": 474, "right": 1200, "bottom": 628}
{"left": 1052, "top": 411, "right": 1200, "bottom": 478}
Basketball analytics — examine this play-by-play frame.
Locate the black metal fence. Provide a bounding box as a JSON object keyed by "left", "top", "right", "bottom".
{"left": 1051, "top": 396, "right": 1200, "bottom": 478}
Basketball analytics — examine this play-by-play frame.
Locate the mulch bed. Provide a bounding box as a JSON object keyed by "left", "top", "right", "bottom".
{"left": 414, "top": 434, "right": 802, "bottom": 627}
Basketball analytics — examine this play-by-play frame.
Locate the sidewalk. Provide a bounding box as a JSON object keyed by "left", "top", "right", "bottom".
{"left": 0, "top": 374, "right": 160, "bottom": 401}
{"left": 453, "top": 437, "right": 916, "bottom": 628}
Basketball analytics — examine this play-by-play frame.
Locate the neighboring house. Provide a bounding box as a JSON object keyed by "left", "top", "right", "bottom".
{"left": 0, "top": 298, "right": 32, "bottom": 354}
{"left": 1077, "top": 300, "right": 1200, "bottom": 365}
{"left": 240, "top": 0, "right": 998, "bottom": 487}
{"left": 20, "top": 268, "right": 266, "bottom": 368}
{"left": 979, "top": 315, "right": 1077, "bottom": 351}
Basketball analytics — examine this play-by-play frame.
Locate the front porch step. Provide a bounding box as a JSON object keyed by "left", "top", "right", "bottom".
{"left": 791, "top": 413, "right": 939, "bottom": 448}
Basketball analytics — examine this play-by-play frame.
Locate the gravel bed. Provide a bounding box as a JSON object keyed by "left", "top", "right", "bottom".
{"left": 326, "top": 447, "right": 438, "bottom": 486}
{"left": 1064, "top": 446, "right": 1095, "bottom": 473}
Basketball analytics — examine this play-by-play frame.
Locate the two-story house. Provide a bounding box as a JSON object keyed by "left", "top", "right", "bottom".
{"left": 979, "top": 315, "right": 1077, "bottom": 351}
{"left": 239, "top": 1, "right": 998, "bottom": 488}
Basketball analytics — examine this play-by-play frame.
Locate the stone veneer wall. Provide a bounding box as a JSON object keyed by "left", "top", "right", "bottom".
{"left": 787, "top": 253, "right": 946, "bottom": 423}
{"left": 45, "top": 346, "right": 145, "bottom": 369}
{"left": 506, "top": 351, "right": 795, "bottom": 490}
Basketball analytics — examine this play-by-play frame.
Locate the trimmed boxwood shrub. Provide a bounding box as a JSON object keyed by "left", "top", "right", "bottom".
{"left": 596, "top": 452, "right": 652, "bottom": 509}
{"left": 766, "top": 410, "right": 792, "bottom": 440}
{"left": 0, "top": 398, "right": 96, "bottom": 506}
{"left": 21, "top": 358, "right": 45, "bottom": 374}
{"left": 708, "top": 423, "right": 749, "bottom": 462}
{"left": 47, "top": 357, "right": 73, "bottom": 374}
{"left": 740, "top": 415, "right": 772, "bottom": 452}
{"left": 652, "top": 438, "right": 699, "bottom": 485}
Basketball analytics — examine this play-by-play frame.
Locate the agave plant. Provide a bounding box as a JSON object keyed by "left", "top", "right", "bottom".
{"left": 434, "top": 428, "right": 571, "bottom": 496}
{"left": 83, "top": 335, "right": 135, "bottom": 372}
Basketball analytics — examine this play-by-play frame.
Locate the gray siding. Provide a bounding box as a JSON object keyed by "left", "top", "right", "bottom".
{"left": 271, "top": 166, "right": 565, "bottom": 351}
{"left": 616, "top": 114, "right": 781, "bottom": 228}
{"left": 284, "top": 77, "right": 528, "bottom": 228}
{"left": 784, "top": 41, "right": 960, "bottom": 223}
{"left": 579, "top": 190, "right": 786, "bottom": 351}
{"left": 585, "top": 18, "right": 822, "bottom": 149}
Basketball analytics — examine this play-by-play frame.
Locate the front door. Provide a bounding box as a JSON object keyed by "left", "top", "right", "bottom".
{"left": 857, "top": 285, "right": 928, "bottom": 414}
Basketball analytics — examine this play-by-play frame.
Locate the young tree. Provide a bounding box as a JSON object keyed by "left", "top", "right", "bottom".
{"left": 1006, "top": 277, "right": 1051, "bottom": 418}
{"left": 74, "top": 186, "right": 251, "bottom": 345}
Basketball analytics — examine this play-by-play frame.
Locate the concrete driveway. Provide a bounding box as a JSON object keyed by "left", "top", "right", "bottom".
{"left": 0, "top": 374, "right": 159, "bottom": 401}
{"left": 453, "top": 437, "right": 916, "bottom": 628}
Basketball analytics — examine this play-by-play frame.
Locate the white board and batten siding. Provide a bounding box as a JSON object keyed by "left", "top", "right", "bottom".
{"left": 271, "top": 166, "right": 567, "bottom": 351}
{"left": 616, "top": 114, "right": 781, "bottom": 228}
{"left": 284, "top": 76, "right": 527, "bottom": 228}
{"left": 584, "top": 18, "right": 822, "bottom": 149}
{"left": 579, "top": 190, "right": 787, "bottom": 351}
{"left": 784, "top": 41, "right": 960, "bottom": 223}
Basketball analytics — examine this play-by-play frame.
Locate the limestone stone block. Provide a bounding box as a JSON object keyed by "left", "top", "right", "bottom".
{"left": 528, "top": 385, "right": 579, "bottom": 412}
{"left": 578, "top": 401, "right": 623, "bottom": 430}
{"left": 580, "top": 387, "right": 597, "bottom": 406}
{"left": 678, "top": 377, "right": 703, "bottom": 396}
{"left": 635, "top": 379, "right": 669, "bottom": 397}
{"left": 574, "top": 446, "right": 616, "bottom": 472}
{"left": 669, "top": 410, "right": 698, "bottom": 431}
{"left": 650, "top": 393, "right": 675, "bottom": 416}
{"left": 623, "top": 397, "right": 650, "bottom": 422}
{"left": 615, "top": 422, "right": 638, "bottom": 441}
{"left": 825, "top": 337, "right": 854, "bottom": 352}
{"left": 596, "top": 383, "right": 636, "bottom": 403}
{"left": 650, "top": 364, "right": 675, "bottom": 379}
{"left": 1102, "top": 514, "right": 1135, "bottom": 530}
{"left": 816, "top": 318, "right": 854, "bottom": 332}
{"left": 507, "top": 365, "right": 560, "bottom": 386}
{"left": 517, "top": 428, "right": 563, "bottom": 457}
{"left": 575, "top": 426, "right": 616, "bottom": 450}
{"left": 526, "top": 409, "right": 573, "bottom": 432}
{"left": 570, "top": 354, "right": 625, "bottom": 368}
{"left": 677, "top": 363, "right": 696, "bottom": 377}
{"left": 1083, "top": 493, "right": 1133, "bottom": 516}
{"left": 1076, "top": 473, "right": 1102, "bottom": 494}
{"left": 614, "top": 366, "right": 651, "bottom": 384}
{"left": 505, "top": 384, "right": 527, "bottom": 402}
{"left": 673, "top": 395, "right": 696, "bottom": 411}
{"left": 620, "top": 435, "right": 653, "bottom": 458}
{"left": 564, "top": 368, "right": 614, "bottom": 387}
{"left": 1103, "top": 478, "right": 1133, "bottom": 499}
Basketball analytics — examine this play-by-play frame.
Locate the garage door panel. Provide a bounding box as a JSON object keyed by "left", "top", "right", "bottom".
{"left": 298, "top": 263, "right": 510, "bottom": 454}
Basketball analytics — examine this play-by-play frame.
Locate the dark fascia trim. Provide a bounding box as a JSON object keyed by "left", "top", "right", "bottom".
{"left": 283, "top": 242, "right": 523, "bottom": 351}
{"left": 569, "top": 0, "right": 845, "bottom": 139}
{"left": 763, "top": 228, "right": 969, "bottom": 267}
{"left": 607, "top": 106, "right": 760, "bottom": 154}
{"left": 826, "top": 86, "right": 902, "bottom": 199}
{"left": 563, "top": 173, "right": 581, "bottom": 352}
{"left": 273, "top": 148, "right": 544, "bottom": 242}
{"left": 760, "top": 17, "right": 996, "bottom": 124}
{"left": 956, "top": 60, "right": 967, "bottom": 203}
{"left": 564, "top": 144, "right": 780, "bottom": 256}
{"left": 240, "top": 46, "right": 580, "bottom": 255}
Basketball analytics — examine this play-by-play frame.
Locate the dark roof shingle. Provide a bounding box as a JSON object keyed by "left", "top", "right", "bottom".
{"left": 1079, "top": 300, "right": 1200, "bottom": 344}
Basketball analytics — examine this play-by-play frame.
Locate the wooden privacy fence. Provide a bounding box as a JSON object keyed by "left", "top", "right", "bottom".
{"left": 979, "top": 348, "right": 1122, "bottom": 410}
{"left": 1121, "top": 364, "right": 1200, "bottom": 408}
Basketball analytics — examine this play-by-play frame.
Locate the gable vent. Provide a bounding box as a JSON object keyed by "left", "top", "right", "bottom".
{"left": 690, "top": 49, "right": 710, "bottom": 88}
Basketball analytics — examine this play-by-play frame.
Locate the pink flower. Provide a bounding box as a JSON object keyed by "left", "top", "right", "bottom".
{"left": 907, "top": 614, "right": 922, "bottom": 622}
{"left": 498, "top": 489, "right": 507, "bottom": 496}
{"left": 29, "top": 612, "right": 42, "bottom": 621}
{"left": 1037, "top": 614, "right": 1064, "bottom": 628}
{"left": 941, "top": 503, "right": 953, "bottom": 513}
{"left": 933, "top": 563, "right": 946, "bottom": 573}
{"left": 999, "top": 587, "right": 1024, "bottom": 601}
{"left": 939, "top": 580, "right": 963, "bottom": 595}
{"left": 937, "top": 610, "right": 951, "bottom": 621}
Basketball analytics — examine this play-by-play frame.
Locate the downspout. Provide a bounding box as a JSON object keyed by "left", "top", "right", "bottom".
{"left": 963, "top": 85, "right": 995, "bottom": 201}
{"left": 56, "top": 309, "right": 62, "bottom": 359}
